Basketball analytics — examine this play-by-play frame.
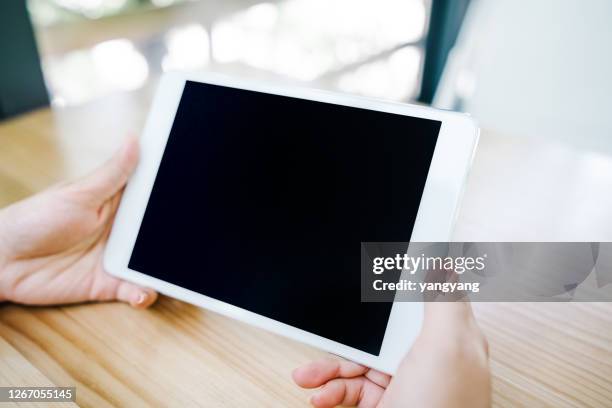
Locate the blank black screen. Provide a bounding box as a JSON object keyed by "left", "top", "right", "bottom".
{"left": 129, "top": 81, "right": 440, "bottom": 355}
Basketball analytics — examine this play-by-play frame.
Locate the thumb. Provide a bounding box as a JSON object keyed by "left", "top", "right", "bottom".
{"left": 76, "top": 137, "right": 139, "bottom": 204}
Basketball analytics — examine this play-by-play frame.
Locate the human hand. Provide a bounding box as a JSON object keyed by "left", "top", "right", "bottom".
{"left": 292, "top": 302, "right": 490, "bottom": 408}
{"left": 0, "top": 138, "right": 157, "bottom": 308}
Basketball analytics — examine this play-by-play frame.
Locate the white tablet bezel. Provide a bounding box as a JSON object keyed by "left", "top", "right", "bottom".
{"left": 104, "top": 71, "right": 479, "bottom": 374}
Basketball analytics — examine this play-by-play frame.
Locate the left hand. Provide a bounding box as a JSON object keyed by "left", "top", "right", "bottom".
{"left": 0, "top": 137, "right": 157, "bottom": 308}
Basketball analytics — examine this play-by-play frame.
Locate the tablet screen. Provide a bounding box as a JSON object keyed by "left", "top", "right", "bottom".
{"left": 129, "top": 81, "right": 441, "bottom": 355}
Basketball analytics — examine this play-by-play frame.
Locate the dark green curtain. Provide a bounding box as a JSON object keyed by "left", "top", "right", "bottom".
{"left": 0, "top": 0, "right": 49, "bottom": 120}
{"left": 418, "top": 0, "right": 471, "bottom": 104}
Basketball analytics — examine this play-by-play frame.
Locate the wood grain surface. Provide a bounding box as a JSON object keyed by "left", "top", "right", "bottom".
{"left": 1, "top": 90, "right": 612, "bottom": 407}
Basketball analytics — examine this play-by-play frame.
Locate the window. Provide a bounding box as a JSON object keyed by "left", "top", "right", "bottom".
{"left": 27, "top": 0, "right": 430, "bottom": 106}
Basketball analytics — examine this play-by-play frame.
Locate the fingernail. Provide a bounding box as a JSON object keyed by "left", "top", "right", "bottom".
{"left": 135, "top": 291, "right": 148, "bottom": 306}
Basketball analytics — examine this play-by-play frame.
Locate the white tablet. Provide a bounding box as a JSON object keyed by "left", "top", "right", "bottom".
{"left": 104, "top": 72, "right": 478, "bottom": 374}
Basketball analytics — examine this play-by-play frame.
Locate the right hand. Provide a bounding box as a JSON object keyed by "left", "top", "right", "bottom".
{"left": 293, "top": 302, "right": 491, "bottom": 408}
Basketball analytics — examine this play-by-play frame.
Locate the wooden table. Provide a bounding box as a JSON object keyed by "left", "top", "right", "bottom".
{"left": 1, "top": 92, "right": 611, "bottom": 407}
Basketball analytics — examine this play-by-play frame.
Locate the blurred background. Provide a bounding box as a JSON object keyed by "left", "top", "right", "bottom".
{"left": 1, "top": 0, "right": 611, "bottom": 152}
{"left": 26, "top": 0, "right": 435, "bottom": 105}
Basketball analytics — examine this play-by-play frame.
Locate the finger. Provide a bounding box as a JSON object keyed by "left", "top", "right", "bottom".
{"left": 310, "top": 377, "right": 385, "bottom": 408}
{"left": 293, "top": 359, "right": 368, "bottom": 389}
{"left": 115, "top": 280, "right": 158, "bottom": 309}
{"left": 364, "top": 369, "right": 391, "bottom": 388}
{"left": 90, "top": 266, "right": 158, "bottom": 308}
{"left": 310, "top": 377, "right": 364, "bottom": 408}
{"left": 91, "top": 210, "right": 157, "bottom": 309}
{"left": 74, "top": 137, "right": 139, "bottom": 205}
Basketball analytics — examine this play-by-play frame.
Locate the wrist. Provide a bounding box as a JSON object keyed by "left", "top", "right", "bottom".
{"left": 422, "top": 302, "right": 481, "bottom": 340}
{"left": 424, "top": 301, "right": 474, "bottom": 321}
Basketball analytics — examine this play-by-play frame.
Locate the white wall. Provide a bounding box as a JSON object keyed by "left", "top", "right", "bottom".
{"left": 435, "top": 0, "right": 612, "bottom": 154}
